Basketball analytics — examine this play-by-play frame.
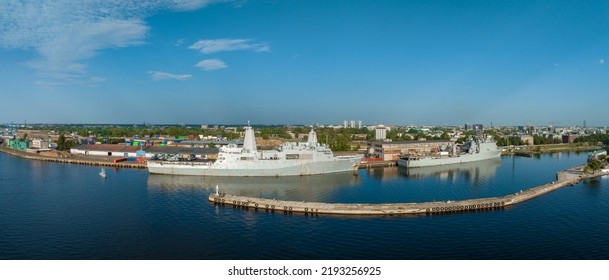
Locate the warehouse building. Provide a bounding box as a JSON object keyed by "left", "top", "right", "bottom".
{"left": 70, "top": 144, "right": 143, "bottom": 157}
{"left": 366, "top": 140, "right": 453, "bottom": 161}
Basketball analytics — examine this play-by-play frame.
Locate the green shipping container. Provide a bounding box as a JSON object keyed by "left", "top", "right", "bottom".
{"left": 132, "top": 141, "right": 140, "bottom": 146}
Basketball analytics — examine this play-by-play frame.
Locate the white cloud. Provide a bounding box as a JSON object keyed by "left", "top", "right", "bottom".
{"left": 195, "top": 59, "right": 228, "bottom": 70}
{"left": 189, "top": 39, "right": 270, "bottom": 54}
{"left": 600, "top": 58, "right": 605, "bottom": 65}
{"left": 0, "top": 0, "right": 215, "bottom": 81}
{"left": 89, "top": 76, "right": 107, "bottom": 83}
{"left": 172, "top": 0, "right": 214, "bottom": 11}
{"left": 35, "top": 80, "right": 68, "bottom": 88}
{"left": 174, "top": 38, "right": 185, "bottom": 47}
{"left": 148, "top": 71, "right": 192, "bottom": 81}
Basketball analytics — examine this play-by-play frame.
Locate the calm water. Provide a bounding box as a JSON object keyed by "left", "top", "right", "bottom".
{"left": 1, "top": 152, "right": 608, "bottom": 259}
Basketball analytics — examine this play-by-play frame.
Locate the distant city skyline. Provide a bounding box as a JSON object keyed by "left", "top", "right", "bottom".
{"left": 1, "top": 1, "right": 608, "bottom": 126}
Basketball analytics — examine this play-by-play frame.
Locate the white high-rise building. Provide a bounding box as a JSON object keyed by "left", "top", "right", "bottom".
{"left": 350, "top": 120, "right": 355, "bottom": 128}
{"left": 358, "top": 120, "right": 362, "bottom": 129}
{"left": 375, "top": 125, "right": 387, "bottom": 140}
{"left": 343, "top": 120, "right": 348, "bottom": 128}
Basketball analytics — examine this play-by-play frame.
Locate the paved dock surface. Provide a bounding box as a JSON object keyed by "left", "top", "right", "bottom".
{"left": 0, "top": 146, "right": 146, "bottom": 169}
{"left": 209, "top": 165, "right": 597, "bottom": 216}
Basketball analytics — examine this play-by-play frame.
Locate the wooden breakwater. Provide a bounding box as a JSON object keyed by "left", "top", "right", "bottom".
{"left": 208, "top": 165, "right": 595, "bottom": 216}
{"left": 0, "top": 146, "right": 147, "bottom": 169}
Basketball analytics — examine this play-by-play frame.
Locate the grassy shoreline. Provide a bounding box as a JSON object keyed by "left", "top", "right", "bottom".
{"left": 502, "top": 143, "right": 604, "bottom": 156}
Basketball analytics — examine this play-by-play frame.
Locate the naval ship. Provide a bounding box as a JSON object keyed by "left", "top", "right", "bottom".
{"left": 397, "top": 137, "right": 502, "bottom": 168}
{"left": 147, "top": 126, "right": 362, "bottom": 176}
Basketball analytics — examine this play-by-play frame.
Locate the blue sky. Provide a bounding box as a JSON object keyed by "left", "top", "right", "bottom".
{"left": 1, "top": 0, "right": 607, "bottom": 126}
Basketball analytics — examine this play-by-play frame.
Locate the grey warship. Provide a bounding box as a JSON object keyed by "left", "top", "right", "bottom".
{"left": 397, "top": 138, "right": 502, "bottom": 168}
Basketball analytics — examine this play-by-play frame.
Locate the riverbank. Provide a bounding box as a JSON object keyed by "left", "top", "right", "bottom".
{"left": 0, "top": 146, "right": 147, "bottom": 169}
{"left": 502, "top": 143, "right": 603, "bottom": 156}
{"left": 209, "top": 164, "right": 607, "bottom": 216}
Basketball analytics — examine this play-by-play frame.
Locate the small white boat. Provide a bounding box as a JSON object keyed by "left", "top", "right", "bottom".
{"left": 99, "top": 168, "right": 107, "bottom": 178}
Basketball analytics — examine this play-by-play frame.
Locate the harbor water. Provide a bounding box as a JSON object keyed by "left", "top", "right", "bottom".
{"left": 1, "top": 152, "right": 608, "bottom": 259}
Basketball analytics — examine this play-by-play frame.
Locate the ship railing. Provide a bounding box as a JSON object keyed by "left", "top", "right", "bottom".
{"left": 151, "top": 160, "right": 213, "bottom": 166}
{"left": 335, "top": 155, "right": 362, "bottom": 160}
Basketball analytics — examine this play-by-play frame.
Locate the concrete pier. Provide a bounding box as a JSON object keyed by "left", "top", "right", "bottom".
{"left": 208, "top": 165, "right": 597, "bottom": 216}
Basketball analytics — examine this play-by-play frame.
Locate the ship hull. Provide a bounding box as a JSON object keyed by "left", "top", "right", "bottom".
{"left": 147, "top": 156, "right": 362, "bottom": 176}
{"left": 397, "top": 149, "right": 502, "bottom": 168}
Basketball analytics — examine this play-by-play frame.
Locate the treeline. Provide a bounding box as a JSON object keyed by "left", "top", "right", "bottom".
{"left": 575, "top": 133, "right": 609, "bottom": 146}
{"left": 532, "top": 135, "right": 563, "bottom": 145}
{"left": 259, "top": 127, "right": 293, "bottom": 140}
{"left": 52, "top": 126, "right": 240, "bottom": 140}
{"left": 292, "top": 127, "right": 372, "bottom": 151}
{"left": 494, "top": 135, "right": 562, "bottom": 147}
{"left": 494, "top": 136, "right": 523, "bottom": 146}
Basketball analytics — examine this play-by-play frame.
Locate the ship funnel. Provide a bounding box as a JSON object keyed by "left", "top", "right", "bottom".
{"left": 308, "top": 129, "right": 318, "bottom": 146}
{"left": 243, "top": 125, "right": 257, "bottom": 152}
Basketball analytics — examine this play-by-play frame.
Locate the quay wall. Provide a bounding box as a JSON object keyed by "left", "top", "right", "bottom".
{"left": 209, "top": 165, "right": 599, "bottom": 216}
{"left": 359, "top": 160, "right": 396, "bottom": 169}
{"left": 0, "top": 146, "right": 146, "bottom": 169}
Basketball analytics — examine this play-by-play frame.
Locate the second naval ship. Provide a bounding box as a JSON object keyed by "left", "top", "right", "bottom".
{"left": 397, "top": 137, "right": 502, "bottom": 168}
{"left": 147, "top": 126, "right": 362, "bottom": 176}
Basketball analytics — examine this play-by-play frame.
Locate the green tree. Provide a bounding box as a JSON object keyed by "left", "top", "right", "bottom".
{"left": 64, "top": 139, "right": 77, "bottom": 151}
{"left": 57, "top": 133, "right": 66, "bottom": 150}
{"left": 588, "top": 159, "right": 604, "bottom": 172}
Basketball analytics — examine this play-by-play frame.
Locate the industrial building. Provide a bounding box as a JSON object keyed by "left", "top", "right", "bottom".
{"left": 562, "top": 134, "right": 581, "bottom": 144}
{"left": 8, "top": 139, "right": 29, "bottom": 151}
{"left": 519, "top": 135, "right": 534, "bottom": 145}
{"left": 70, "top": 144, "right": 143, "bottom": 157}
{"left": 366, "top": 140, "right": 453, "bottom": 161}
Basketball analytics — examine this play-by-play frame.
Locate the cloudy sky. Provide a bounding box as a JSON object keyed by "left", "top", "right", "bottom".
{"left": 0, "top": 0, "right": 607, "bottom": 126}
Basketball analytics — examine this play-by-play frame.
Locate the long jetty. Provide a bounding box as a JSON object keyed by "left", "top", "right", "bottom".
{"left": 209, "top": 165, "right": 601, "bottom": 216}
{"left": 0, "top": 146, "right": 147, "bottom": 169}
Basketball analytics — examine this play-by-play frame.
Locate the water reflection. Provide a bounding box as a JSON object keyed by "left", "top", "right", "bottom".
{"left": 401, "top": 158, "right": 502, "bottom": 182}
{"left": 147, "top": 172, "right": 360, "bottom": 201}
{"left": 393, "top": 158, "right": 502, "bottom": 183}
